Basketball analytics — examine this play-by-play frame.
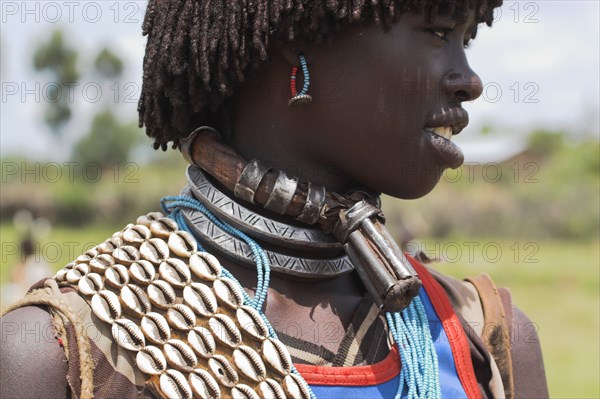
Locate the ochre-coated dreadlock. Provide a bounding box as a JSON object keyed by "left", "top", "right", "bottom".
{"left": 138, "top": 0, "right": 502, "bottom": 150}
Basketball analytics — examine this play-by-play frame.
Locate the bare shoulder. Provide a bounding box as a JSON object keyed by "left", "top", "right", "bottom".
{"left": 0, "top": 306, "right": 69, "bottom": 399}
{"left": 511, "top": 306, "right": 549, "bottom": 399}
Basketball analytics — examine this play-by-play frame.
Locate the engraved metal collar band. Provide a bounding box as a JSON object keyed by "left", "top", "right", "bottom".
{"left": 181, "top": 168, "right": 354, "bottom": 280}
{"left": 180, "top": 127, "right": 422, "bottom": 312}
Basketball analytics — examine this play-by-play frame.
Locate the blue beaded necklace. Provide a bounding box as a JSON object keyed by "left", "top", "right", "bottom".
{"left": 161, "top": 195, "right": 441, "bottom": 399}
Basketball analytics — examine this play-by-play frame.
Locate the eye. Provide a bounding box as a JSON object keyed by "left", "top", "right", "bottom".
{"left": 426, "top": 28, "right": 451, "bottom": 41}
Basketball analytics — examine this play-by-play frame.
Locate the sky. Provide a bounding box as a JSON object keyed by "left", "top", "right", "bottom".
{"left": 1, "top": 0, "right": 599, "bottom": 162}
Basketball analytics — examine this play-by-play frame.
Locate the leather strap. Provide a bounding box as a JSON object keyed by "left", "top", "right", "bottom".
{"left": 466, "top": 274, "right": 515, "bottom": 399}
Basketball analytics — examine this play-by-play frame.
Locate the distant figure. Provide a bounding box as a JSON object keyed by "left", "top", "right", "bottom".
{"left": 1, "top": 212, "right": 51, "bottom": 311}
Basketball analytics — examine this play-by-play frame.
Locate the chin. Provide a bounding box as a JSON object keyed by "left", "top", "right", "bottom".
{"left": 379, "top": 170, "right": 444, "bottom": 200}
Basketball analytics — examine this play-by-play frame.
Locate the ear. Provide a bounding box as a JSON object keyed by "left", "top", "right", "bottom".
{"left": 273, "top": 40, "right": 311, "bottom": 67}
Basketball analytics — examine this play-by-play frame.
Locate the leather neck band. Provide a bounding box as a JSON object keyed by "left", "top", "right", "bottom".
{"left": 179, "top": 127, "right": 379, "bottom": 234}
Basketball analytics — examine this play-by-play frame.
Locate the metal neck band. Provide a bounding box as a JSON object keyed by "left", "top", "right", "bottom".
{"left": 181, "top": 128, "right": 422, "bottom": 311}
{"left": 184, "top": 166, "right": 353, "bottom": 280}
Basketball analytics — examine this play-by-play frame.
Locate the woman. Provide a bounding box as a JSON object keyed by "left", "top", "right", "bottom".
{"left": 1, "top": 1, "right": 548, "bottom": 398}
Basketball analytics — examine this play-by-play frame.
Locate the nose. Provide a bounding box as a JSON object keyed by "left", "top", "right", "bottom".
{"left": 443, "top": 69, "right": 483, "bottom": 103}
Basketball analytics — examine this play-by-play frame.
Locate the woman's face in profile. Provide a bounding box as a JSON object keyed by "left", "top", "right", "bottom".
{"left": 291, "top": 9, "right": 483, "bottom": 199}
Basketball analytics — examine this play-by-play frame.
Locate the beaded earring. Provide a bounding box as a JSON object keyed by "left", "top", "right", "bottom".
{"left": 288, "top": 54, "right": 312, "bottom": 107}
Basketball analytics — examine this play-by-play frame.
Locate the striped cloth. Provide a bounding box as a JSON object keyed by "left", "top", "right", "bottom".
{"left": 279, "top": 295, "right": 390, "bottom": 367}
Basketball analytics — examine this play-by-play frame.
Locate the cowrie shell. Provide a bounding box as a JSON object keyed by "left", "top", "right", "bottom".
{"left": 105, "top": 263, "right": 130, "bottom": 288}
{"left": 112, "top": 318, "right": 145, "bottom": 351}
{"left": 168, "top": 231, "right": 197, "bottom": 258}
{"left": 136, "top": 345, "right": 167, "bottom": 375}
{"left": 122, "top": 223, "right": 135, "bottom": 231}
{"left": 189, "top": 252, "right": 221, "bottom": 281}
{"left": 55, "top": 268, "right": 68, "bottom": 282}
{"left": 129, "top": 260, "right": 156, "bottom": 285}
{"left": 164, "top": 339, "right": 198, "bottom": 372}
{"left": 284, "top": 373, "right": 312, "bottom": 399}
{"left": 213, "top": 278, "right": 244, "bottom": 309}
{"left": 75, "top": 248, "right": 98, "bottom": 264}
{"left": 188, "top": 369, "right": 221, "bottom": 399}
{"left": 236, "top": 306, "right": 269, "bottom": 341}
{"left": 91, "top": 290, "right": 122, "bottom": 323}
{"left": 75, "top": 262, "right": 90, "bottom": 274}
{"left": 233, "top": 345, "right": 266, "bottom": 382}
{"left": 140, "top": 238, "right": 170, "bottom": 264}
{"left": 113, "top": 245, "right": 140, "bottom": 265}
{"left": 121, "top": 284, "right": 152, "bottom": 317}
{"left": 159, "top": 258, "right": 191, "bottom": 288}
{"left": 262, "top": 338, "right": 292, "bottom": 376}
{"left": 150, "top": 217, "right": 179, "bottom": 238}
{"left": 167, "top": 304, "right": 197, "bottom": 331}
{"left": 187, "top": 327, "right": 216, "bottom": 359}
{"left": 78, "top": 272, "right": 104, "bottom": 296}
{"left": 148, "top": 280, "right": 176, "bottom": 309}
{"left": 208, "top": 355, "right": 239, "bottom": 388}
{"left": 136, "top": 212, "right": 165, "bottom": 227}
{"left": 209, "top": 314, "right": 242, "bottom": 348}
{"left": 96, "top": 237, "right": 123, "bottom": 254}
{"left": 183, "top": 283, "right": 217, "bottom": 317}
{"left": 160, "top": 369, "right": 193, "bottom": 399}
{"left": 112, "top": 224, "right": 132, "bottom": 240}
{"left": 123, "top": 224, "right": 151, "bottom": 244}
{"left": 66, "top": 263, "right": 90, "bottom": 283}
{"left": 88, "top": 253, "right": 114, "bottom": 273}
{"left": 141, "top": 312, "right": 171, "bottom": 345}
{"left": 258, "top": 379, "right": 287, "bottom": 399}
{"left": 231, "top": 384, "right": 260, "bottom": 399}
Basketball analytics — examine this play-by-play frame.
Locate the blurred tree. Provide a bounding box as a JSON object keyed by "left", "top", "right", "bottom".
{"left": 33, "top": 30, "right": 79, "bottom": 134}
{"left": 94, "top": 48, "right": 124, "bottom": 79}
{"left": 71, "top": 45, "right": 144, "bottom": 168}
{"left": 72, "top": 110, "right": 141, "bottom": 169}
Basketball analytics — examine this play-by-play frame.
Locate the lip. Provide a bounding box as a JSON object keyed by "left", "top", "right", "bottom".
{"left": 424, "top": 130, "right": 464, "bottom": 169}
{"left": 425, "top": 107, "right": 469, "bottom": 135}
{"left": 423, "top": 107, "right": 468, "bottom": 169}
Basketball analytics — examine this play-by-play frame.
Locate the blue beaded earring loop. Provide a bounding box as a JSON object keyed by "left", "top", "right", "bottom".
{"left": 289, "top": 54, "right": 313, "bottom": 107}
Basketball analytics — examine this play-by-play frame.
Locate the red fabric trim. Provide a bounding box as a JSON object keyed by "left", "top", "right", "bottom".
{"left": 295, "top": 345, "right": 400, "bottom": 386}
{"left": 409, "top": 256, "right": 483, "bottom": 399}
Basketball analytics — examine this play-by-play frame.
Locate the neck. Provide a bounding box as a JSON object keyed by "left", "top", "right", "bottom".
{"left": 230, "top": 121, "right": 352, "bottom": 194}
{"left": 180, "top": 128, "right": 421, "bottom": 313}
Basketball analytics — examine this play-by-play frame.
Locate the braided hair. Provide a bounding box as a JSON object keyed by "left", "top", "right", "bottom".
{"left": 138, "top": 0, "right": 502, "bottom": 150}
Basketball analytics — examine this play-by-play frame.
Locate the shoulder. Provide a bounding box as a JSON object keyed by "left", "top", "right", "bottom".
{"left": 420, "top": 264, "right": 549, "bottom": 398}
{"left": 0, "top": 306, "right": 69, "bottom": 399}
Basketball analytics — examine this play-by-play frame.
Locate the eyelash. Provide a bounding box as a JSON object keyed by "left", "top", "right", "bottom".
{"left": 427, "top": 28, "right": 473, "bottom": 49}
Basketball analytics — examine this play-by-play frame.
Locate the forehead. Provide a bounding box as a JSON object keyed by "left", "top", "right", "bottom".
{"left": 415, "top": 6, "right": 480, "bottom": 36}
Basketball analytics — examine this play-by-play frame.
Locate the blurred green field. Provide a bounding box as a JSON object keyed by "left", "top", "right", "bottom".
{"left": 1, "top": 224, "right": 598, "bottom": 398}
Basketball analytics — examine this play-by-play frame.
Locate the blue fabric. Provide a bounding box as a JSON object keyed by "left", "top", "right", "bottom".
{"left": 307, "top": 289, "right": 468, "bottom": 399}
